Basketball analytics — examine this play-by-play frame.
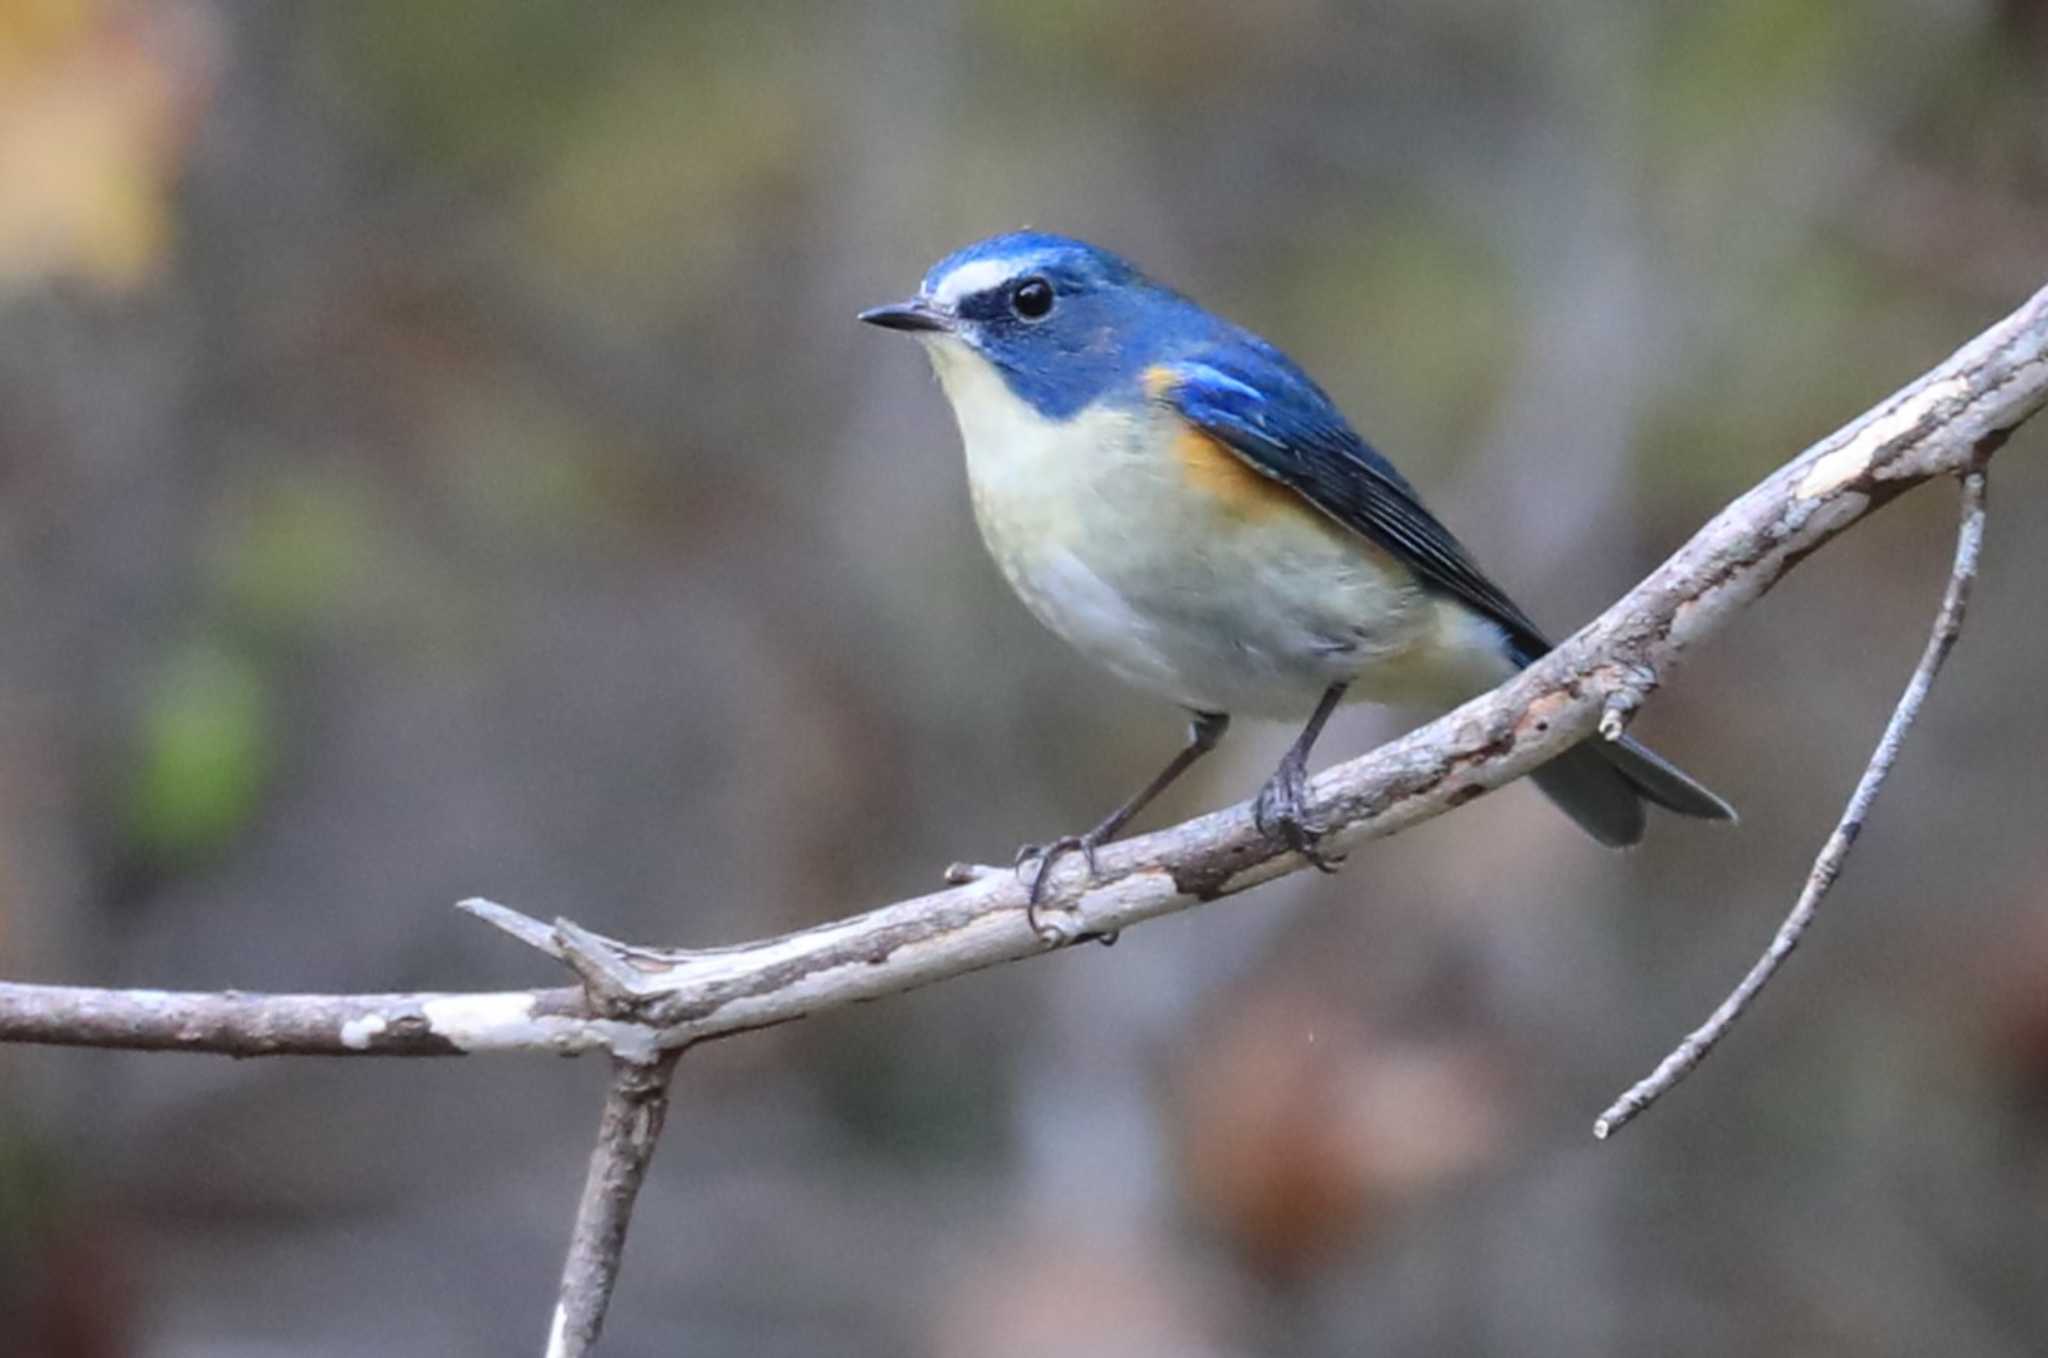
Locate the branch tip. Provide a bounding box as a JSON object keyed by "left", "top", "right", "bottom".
{"left": 943, "top": 861, "right": 998, "bottom": 885}
{"left": 1597, "top": 663, "right": 1658, "bottom": 741}
{"left": 458, "top": 897, "right": 565, "bottom": 959}
{"left": 1598, "top": 704, "right": 1630, "bottom": 742}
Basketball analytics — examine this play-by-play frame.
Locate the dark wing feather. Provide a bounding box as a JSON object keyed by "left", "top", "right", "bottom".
{"left": 1159, "top": 352, "right": 1551, "bottom": 661}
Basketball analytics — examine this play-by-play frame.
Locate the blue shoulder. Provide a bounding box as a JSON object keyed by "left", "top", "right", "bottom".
{"left": 1155, "top": 342, "right": 1427, "bottom": 502}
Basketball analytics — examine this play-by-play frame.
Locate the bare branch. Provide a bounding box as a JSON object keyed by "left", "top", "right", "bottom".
{"left": 1, "top": 282, "right": 2044, "bottom": 1070}
{"left": 1594, "top": 468, "right": 1992, "bottom": 1139}
{"left": 546, "top": 1053, "right": 682, "bottom": 1358}
{"left": 0, "top": 977, "right": 599, "bottom": 1055}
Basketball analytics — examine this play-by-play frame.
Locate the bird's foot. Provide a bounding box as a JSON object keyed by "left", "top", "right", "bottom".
{"left": 1015, "top": 833, "right": 1103, "bottom": 895}
{"left": 1253, "top": 758, "right": 1343, "bottom": 872}
{"left": 1014, "top": 832, "right": 1111, "bottom": 941}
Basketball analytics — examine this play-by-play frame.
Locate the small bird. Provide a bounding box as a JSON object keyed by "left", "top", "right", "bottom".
{"left": 861, "top": 231, "right": 1732, "bottom": 904}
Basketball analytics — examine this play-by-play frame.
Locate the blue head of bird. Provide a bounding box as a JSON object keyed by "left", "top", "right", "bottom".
{"left": 860, "top": 230, "right": 1228, "bottom": 424}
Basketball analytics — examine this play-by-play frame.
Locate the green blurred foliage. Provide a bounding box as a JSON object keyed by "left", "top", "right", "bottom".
{"left": 308, "top": 2, "right": 653, "bottom": 174}
{"left": 517, "top": 10, "right": 823, "bottom": 316}
{"left": 122, "top": 641, "right": 275, "bottom": 866}
{"left": 207, "top": 466, "right": 378, "bottom": 632}
{"left": 1281, "top": 215, "right": 1520, "bottom": 462}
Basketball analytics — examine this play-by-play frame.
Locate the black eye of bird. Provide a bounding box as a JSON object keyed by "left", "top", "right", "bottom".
{"left": 1011, "top": 277, "right": 1055, "bottom": 321}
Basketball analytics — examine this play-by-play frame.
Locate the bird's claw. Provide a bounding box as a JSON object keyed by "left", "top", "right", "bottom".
{"left": 1253, "top": 761, "right": 1343, "bottom": 873}
{"left": 1014, "top": 833, "right": 1105, "bottom": 939}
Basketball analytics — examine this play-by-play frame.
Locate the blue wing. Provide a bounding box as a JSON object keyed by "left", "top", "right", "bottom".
{"left": 1156, "top": 349, "right": 1551, "bottom": 662}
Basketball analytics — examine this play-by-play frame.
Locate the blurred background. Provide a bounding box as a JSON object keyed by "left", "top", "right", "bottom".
{"left": 2, "top": 1, "right": 2046, "bottom": 1354}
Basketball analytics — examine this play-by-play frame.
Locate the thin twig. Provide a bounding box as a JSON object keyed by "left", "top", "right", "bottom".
{"left": 1595, "top": 468, "right": 1991, "bottom": 1139}
{"left": 461, "top": 896, "right": 567, "bottom": 959}
{"left": 546, "top": 1052, "right": 683, "bottom": 1358}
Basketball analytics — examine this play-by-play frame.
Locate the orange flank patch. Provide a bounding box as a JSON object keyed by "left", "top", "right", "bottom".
{"left": 1172, "top": 427, "right": 1303, "bottom": 519}
{"left": 1144, "top": 365, "right": 1305, "bottom": 519}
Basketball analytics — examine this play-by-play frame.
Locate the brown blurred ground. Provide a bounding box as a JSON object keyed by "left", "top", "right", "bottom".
{"left": 3, "top": 2, "right": 2047, "bottom": 1355}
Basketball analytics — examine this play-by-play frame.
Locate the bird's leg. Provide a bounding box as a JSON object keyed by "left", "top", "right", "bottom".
{"left": 1019, "top": 710, "right": 1230, "bottom": 924}
{"left": 1253, "top": 683, "right": 1347, "bottom": 871}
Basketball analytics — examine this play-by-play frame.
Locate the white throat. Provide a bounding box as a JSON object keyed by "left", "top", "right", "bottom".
{"left": 918, "top": 336, "right": 1143, "bottom": 504}
{"left": 921, "top": 337, "right": 1059, "bottom": 479}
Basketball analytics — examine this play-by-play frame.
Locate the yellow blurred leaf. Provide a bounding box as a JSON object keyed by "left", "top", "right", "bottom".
{"left": 0, "top": 0, "right": 220, "bottom": 291}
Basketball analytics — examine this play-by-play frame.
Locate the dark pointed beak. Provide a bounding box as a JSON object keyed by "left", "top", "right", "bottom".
{"left": 858, "top": 299, "right": 951, "bottom": 333}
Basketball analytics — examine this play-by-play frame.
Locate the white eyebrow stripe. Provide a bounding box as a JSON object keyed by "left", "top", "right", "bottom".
{"left": 929, "top": 253, "right": 1054, "bottom": 308}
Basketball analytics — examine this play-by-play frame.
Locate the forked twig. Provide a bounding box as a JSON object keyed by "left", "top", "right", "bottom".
{"left": 1595, "top": 468, "right": 1991, "bottom": 1139}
